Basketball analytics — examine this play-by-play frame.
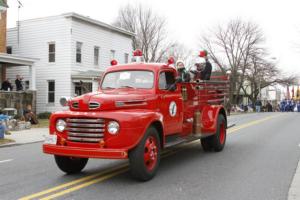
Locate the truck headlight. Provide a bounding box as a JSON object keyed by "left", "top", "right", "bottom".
{"left": 56, "top": 119, "right": 66, "bottom": 132}
{"left": 107, "top": 121, "right": 119, "bottom": 135}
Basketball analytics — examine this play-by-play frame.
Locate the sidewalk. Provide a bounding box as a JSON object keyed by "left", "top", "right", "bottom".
{"left": 0, "top": 128, "right": 48, "bottom": 147}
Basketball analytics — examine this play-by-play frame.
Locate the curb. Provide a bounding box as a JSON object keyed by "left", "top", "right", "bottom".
{"left": 288, "top": 157, "right": 300, "bottom": 200}
{"left": 0, "top": 140, "right": 44, "bottom": 148}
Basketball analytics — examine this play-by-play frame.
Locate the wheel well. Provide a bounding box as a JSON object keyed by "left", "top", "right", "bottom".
{"left": 150, "top": 121, "right": 164, "bottom": 148}
{"left": 219, "top": 108, "right": 227, "bottom": 128}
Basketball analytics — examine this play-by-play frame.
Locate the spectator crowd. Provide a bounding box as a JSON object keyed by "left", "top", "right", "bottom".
{"left": 279, "top": 99, "right": 300, "bottom": 112}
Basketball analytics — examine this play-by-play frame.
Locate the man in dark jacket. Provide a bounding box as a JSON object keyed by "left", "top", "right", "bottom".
{"left": 1, "top": 79, "right": 13, "bottom": 91}
{"left": 200, "top": 50, "right": 212, "bottom": 80}
{"left": 15, "top": 75, "right": 23, "bottom": 91}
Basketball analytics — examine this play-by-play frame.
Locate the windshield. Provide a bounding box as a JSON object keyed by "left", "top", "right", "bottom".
{"left": 101, "top": 70, "right": 154, "bottom": 89}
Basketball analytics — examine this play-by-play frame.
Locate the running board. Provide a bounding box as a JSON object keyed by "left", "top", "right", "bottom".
{"left": 164, "top": 134, "right": 202, "bottom": 148}
{"left": 227, "top": 123, "right": 236, "bottom": 129}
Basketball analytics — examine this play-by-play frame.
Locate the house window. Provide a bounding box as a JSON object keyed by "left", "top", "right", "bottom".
{"left": 48, "top": 80, "right": 55, "bottom": 103}
{"left": 6, "top": 46, "right": 12, "bottom": 54}
{"left": 25, "top": 80, "right": 30, "bottom": 90}
{"left": 48, "top": 43, "right": 55, "bottom": 62}
{"left": 76, "top": 42, "right": 82, "bottom": 63}
{"left": 94, "top": 46, "right": 99, "bottom": 65}
{"left": 124, "top": 53, "right": 129, "bottom": 63}
{"left": 110, "top": 50, "right": 115, "bottom": 60}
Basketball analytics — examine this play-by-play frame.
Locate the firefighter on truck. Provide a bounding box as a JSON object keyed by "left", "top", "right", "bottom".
{"left": 43, "top": 49, "right": 229, "bottom": 181}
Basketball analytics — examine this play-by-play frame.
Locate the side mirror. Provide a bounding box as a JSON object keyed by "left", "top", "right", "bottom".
{"left": 60, "top": 96, "right": 72, "bottom": 107}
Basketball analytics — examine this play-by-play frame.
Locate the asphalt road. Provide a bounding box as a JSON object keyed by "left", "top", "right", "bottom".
{"left": 0, "top": 112, "right": 300, "bottom": 200}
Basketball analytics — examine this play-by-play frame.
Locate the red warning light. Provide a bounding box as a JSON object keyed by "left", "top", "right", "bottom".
{"left": 110, "top": 59, "right": 118, "bottom": 66}
{"left": 133, "top": 49, "right": 143, "bottom": 57}
{"left": 199, "top": 50, "right": 207, "bottom": 57}
{"left": 167, "top": 57, "right": 175, "bottom": 65}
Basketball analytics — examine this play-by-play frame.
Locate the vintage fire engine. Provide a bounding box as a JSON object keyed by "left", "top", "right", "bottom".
{"left": 43, "top": 50, "right": 229, "bottom": 181}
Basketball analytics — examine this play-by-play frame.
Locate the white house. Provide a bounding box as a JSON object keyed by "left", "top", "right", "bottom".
{"left": 260, "top": 85, "right": 282, "bottom": 104}
{"left": 6, "top": 12, "right": 134, "bottom": 113}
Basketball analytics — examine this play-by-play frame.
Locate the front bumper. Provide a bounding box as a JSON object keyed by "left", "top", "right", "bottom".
{"left": 43, "top": 144, "right": 128, "bottom": 159}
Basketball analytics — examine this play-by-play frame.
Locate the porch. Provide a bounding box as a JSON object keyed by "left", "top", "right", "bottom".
{"left": 0, "top": 53, "right": 38, "bottom": 90}
{"left": 0, "top": 53, "right": 38, "bottom": 115}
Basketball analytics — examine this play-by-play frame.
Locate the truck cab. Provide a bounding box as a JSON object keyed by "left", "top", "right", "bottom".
{"left": 43, "top": 56, "right": 229, "bottom": 181}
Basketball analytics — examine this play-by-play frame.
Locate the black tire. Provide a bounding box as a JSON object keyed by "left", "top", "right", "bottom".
{"left": 211, "top": 115, "right": 227, "bottom": 152}
{"left": 201, "top": 136, "right": 213, "bottom": 152}
{"left": 54, "top": 155, "right": 88, "bottom": 174}
{"left": 129, "top": 127, "right": 161, "bottom": 181}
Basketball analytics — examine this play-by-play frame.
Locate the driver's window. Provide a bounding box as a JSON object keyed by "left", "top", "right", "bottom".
{"left": 159, "top": 71, "right": 175, "bottom": 90}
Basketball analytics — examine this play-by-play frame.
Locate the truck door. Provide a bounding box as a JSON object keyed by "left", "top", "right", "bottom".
{"left": 158, "top": 70, "right": 183, "bottom": 135}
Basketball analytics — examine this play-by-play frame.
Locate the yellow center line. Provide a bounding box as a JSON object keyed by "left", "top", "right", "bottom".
{"left": 39, "top": 168, "right": 129, "bottom": 200}
{"left": 228, "top": 114, "right": 282, "bottom": 134}
{"left": 19, "top": 149, "right": 174, "bottom": 200}
{"left": 18, "top": 163, "right": 128, "bottom": 200}
{"left": 19, "top": 113, "right": 283, "bottom": 200}
{"left": 39, "top": 145, "right": 194, "bottom": 200}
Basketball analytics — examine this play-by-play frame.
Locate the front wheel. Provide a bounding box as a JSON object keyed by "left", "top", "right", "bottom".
{"left": 129, "top": 127, "right": 161, "bottom": 181}
{"left": 54, "top": 155, "right": 88, "bottom": 174}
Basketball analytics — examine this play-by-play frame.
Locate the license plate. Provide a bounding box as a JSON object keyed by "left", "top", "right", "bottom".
{"left": 44, "top": 135, "right": 57, "bottom": 145}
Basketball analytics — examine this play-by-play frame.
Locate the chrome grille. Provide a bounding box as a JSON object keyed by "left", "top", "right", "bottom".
{"left": 66, "top": 118, "right": 105, "bottom": 143}
{"left": 89, "top": 102, "right": 100, "bottom": 110}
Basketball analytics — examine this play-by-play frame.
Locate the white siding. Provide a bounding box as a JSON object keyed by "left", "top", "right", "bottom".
{"left": 70, "top": 19, "right": 132, "bottom": 72}
{"left": 7, "top": 16, "right": 72, "bottom": 113}
{"left": 6, "top": 13, "right": 133, "bottom": 113}
{"left": 6, "top": 29, "right": 30, "bottom": 89}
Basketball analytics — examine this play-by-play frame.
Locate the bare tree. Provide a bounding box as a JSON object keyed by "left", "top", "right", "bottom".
{"left": 159, "top": 42, "right": 193, "bottom": 65}
{"left": 240, "top": 54, "right": 278, "bottom": 104}
{"left": 114, "top": 4, "right": 175, "bottom": 62}
{"left": 200, "top": 19, "right": 268, "bottom": 104}
{"left": 242, "top": 59, "right": 298, "bottom": 105}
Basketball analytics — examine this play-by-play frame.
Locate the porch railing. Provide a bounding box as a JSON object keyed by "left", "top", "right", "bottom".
{"left": 0, "top": 90, "right": 36, "bottom": 116}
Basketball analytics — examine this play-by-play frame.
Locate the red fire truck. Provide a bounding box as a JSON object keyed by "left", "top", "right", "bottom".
{"left": 43, "top": 50, "right": 229, "bottom": 181}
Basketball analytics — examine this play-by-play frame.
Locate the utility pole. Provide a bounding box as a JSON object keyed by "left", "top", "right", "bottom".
{"left": 17, "top": 0, "right": 23, "bottom": 46}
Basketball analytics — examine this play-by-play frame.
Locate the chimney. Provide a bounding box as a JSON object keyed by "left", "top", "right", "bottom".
{"left": 0, "top": 0, "right": 8, "bottom": 53}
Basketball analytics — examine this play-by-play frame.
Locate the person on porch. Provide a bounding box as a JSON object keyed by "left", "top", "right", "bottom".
{"left": 15, "top": 75, "right": 24, "bottom": 91}
{"left": 1, "top": 79, "right": 13, "bottom": 91}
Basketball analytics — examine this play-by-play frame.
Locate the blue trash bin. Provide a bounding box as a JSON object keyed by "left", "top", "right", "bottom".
{"left": 0, "top": 124, "right": 5, "bottom": 139}
{"left": 0, "top": 115, "right": 9, "bottom": 139}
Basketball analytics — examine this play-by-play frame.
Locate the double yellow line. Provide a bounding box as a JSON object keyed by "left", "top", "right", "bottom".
{"left": 19, "top": 163, "right": 128, "bottom": 200}
{"left": 20, "top": 148, "right": 184, "bottom": 200}
{"left": 19, "top": 113, "right": 282, "bottom": 200}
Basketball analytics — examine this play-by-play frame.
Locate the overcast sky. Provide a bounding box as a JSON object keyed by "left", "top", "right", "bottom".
{"left": 6, "top": 0, "right": 300, "bottom": 77}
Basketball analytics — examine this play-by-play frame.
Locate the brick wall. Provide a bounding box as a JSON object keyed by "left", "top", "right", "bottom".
{"left": 0, "top": 0, "right": 7, "bottom": 53}
{"left": 0, "top": 0, "right": 7, "bottom": 82}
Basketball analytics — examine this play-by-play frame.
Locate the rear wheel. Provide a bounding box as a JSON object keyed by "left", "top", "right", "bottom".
{"left": 54, "top": 155, "right": 88, "bottom": 174}
{"left": 200, "top": 114, "right": 226, "bottom": 152}
{"left": 129, "top": 127, "right": 161, "bottom": 181}
{"left": 201, "top": 136, "right": 213, "bottom": 152}
{"left": 211, "top": 115, "right": 226, "bottom": 152}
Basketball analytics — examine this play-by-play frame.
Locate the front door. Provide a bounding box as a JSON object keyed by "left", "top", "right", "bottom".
{"left": 74, "top": 81, "right": 93, "bottom": 96}
{"left": 158, "top": 70, "right": 183, "bottom": 135}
